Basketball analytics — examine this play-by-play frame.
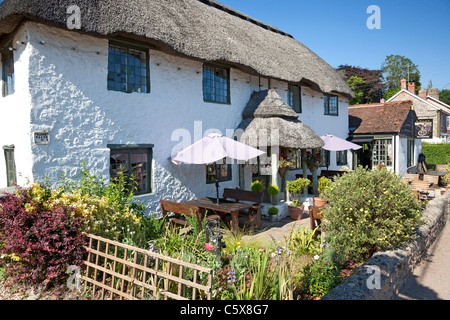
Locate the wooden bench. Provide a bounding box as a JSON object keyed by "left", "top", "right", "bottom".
{"left": 423, "top": 174, "right": 439, "bottom": 187}
{"left": 160, "top": 200, "right": 219, "bottom": 228}
{"left": 222, "top": 188, "right": 263, "bottom": 230}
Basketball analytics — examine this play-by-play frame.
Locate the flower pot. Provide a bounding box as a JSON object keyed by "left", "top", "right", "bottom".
{"left": 313, "top": 197, "right": 326, "bottom": 207}
{"left": 269, "top": 214, "right": 278, "bottom": 222}
{"left": 289, "top": 206, "right": 304, "bottom": 220}
{"left": 271, "top": 195, "right": 278, "bottom": 205}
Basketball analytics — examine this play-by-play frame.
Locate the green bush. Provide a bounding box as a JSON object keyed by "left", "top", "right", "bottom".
{"left": 321, "top": 166, "right": 423, "bottom": 262}
{"left": 300, "top": 259, "right": 341, "bottom": 298}
{"left": 421, "top": 142, "right": 450, "bottom": 167}
{"left": 251, "top": 180, "right": 264, "bottom": 193}
{"left": 267, "top": 207, "right": 279, "bottom": 215}
{"left": 267, "top": 185, "right": 279, "bottom": 196}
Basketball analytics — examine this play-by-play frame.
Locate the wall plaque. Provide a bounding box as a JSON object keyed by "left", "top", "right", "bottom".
{"left": 33, "top": 131, "right": 50, "bottom": 145}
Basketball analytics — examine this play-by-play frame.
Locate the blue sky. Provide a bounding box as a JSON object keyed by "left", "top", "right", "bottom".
{"left": 1, "top": 0, "right": 449, "bottom": 89}
{"left": 218, "top": 0, "right": 450, "bottom": 90}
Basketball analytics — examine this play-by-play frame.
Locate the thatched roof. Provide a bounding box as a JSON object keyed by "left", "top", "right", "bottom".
{"left": 243, "top": 90, "right": 299, "bottom": 120}
{"left": 0, "top": 0, "right": 353, "bottom": 99}
{"left": 237, "top": 90, "right": 325, "bottom": 150}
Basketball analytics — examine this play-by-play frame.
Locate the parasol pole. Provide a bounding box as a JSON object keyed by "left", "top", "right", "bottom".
{"left": 215, "top": 162, "right": 220, "bottom": 204}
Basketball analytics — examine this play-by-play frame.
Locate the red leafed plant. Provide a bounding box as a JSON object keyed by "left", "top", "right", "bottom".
{"left": 0, "top": 187, "right": 87, "bottom": 287}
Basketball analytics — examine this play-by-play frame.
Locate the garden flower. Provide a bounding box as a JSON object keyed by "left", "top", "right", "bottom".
{"left": 205, "top": 243, "right": 214, "bottom": 251}
{"left": 227, "top": 270, "right": 237, "bottom": 283}
{"left": 314, "top": 255, "right": 320, "bottom": 260}
{"left": 258, "top": 248, "right": 265, "bottom": 253}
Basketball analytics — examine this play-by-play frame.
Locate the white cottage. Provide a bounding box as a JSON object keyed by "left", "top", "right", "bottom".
{"left": 0, "top": 0, "right": 353, "bottom": 212}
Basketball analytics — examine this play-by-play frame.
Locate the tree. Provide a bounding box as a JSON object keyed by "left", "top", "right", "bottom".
{"left": 439, "top": 89, "right": 450, "bottom": 105}
{"left": 381, "top": 55, "right": 421, "bottom": 92}
{"left": 347, "top": 76, "right": 365, "bottom": 105}
{"left": 337, "top": 65, "right": 386, "bottom": 104}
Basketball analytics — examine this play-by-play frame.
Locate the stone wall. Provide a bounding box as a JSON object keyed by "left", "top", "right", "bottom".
{"left": 323, "top": 192, "right": 450, "bottom": 300}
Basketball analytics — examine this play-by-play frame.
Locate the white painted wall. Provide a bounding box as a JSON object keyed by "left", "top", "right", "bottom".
{"left": 0, "top": 22, "right": 351, "bottom": 212}
{"left": 285, "top": 86, "right": 351, "bottom": 183}
{"left": 0, "top": 27, "right": 34, "bottom": 187}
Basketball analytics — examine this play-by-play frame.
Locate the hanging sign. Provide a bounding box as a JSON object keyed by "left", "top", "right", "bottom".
{"left": 415, "top": 120, "right": 433, "bottom": 139}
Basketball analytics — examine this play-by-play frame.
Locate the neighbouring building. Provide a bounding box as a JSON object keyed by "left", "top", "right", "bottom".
{"left": 387, "top": 79, "right": 450, "bottom": 143}
{"left": 0, "top": 0, "right": 353, "bottom": 212}
{"left": 348, "top": 100, "right": 421, "bottom": 176}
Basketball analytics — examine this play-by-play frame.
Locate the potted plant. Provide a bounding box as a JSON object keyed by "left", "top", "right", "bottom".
{"left": 267, "top": 184, "right": 279, "bottom": 205}
{"left": 286, "top": 177, "right": 310, "bottom": 220}
{"left": 267, "top": 206, "right": 279, "bottom": 222}
{"left": 315, "top": 176, "right": 331, "bottom": 206}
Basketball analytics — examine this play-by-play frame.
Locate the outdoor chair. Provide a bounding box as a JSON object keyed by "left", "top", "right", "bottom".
{"left": 160, "top": 200, "right": 220, "bottom": 228}
{"left": 309, "top": 205, "right": 323, "bottom": 236}
{"left": 221, "top": 188, "right": 263, "bottom": 230}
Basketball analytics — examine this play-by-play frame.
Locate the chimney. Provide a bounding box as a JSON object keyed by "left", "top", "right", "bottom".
{"left": 428, "top": 88, "right": 439, "bottom": 100}
{"left": 419, "top": 89, "right": 427, "bottom": 99}
{"left": 401, "top": 79, "right": 407, "bottom": 90}
{"left": 380, "top": 98, "right": 385, "bottom": 103}
{"left": 408, "top": 82, "right": 416, "bottom": 94}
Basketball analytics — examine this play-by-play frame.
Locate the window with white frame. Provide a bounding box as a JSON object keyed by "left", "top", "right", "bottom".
{"left": 373, "top": 139, "right": 393, "bottom": 168}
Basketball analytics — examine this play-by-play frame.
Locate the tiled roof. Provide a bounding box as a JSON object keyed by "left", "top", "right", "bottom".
{"left": 348, "top": 100, "right": 413, "bottom": 134}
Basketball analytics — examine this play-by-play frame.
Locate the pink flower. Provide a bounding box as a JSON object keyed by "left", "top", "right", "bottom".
{"left": 205, "top": 243, "right": 214, "bottom": 251}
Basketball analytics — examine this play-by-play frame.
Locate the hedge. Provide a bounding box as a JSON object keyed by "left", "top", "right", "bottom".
{"left": 421, "top": 142, "right": 450, "bottom": 167}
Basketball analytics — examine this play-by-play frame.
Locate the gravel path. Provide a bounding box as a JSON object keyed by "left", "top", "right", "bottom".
{"left": 394, "top": 214, "right": 450, "bottom": 300}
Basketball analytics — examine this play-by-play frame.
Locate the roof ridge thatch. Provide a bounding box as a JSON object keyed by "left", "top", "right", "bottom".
{"left": 0, "top": 0, "right": 353, "bottom": 98}
{"left": 243, "top": 89, "right": 299, "bottom": 120}
{"left": 237, "top": 89, "right": 324, "bottom": 150}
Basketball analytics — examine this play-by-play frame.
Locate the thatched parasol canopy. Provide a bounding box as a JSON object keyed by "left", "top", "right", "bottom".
{"left": 236, "top": 90, "right": 325, "bottom": 150}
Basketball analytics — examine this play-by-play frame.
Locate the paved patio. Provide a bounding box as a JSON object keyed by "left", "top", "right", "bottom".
{"left": 239, "top": 212, "right": 311, "bottom": 246}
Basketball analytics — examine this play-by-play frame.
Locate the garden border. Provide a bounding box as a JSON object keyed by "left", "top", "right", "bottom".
{"left": 323, "top": 192, "right": 450, "bottom": 300}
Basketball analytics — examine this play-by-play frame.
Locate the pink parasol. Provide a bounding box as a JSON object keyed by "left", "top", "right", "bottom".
{"left": 171, "top": 133, "right": 265, "bottom": 202}
{"left": 321, "top": 134, "right": 362, "bottom": 151}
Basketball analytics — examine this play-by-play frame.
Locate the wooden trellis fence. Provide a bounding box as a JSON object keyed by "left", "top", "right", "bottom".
{"left": 81, "top": 233, "right": 214, "bottom": 300}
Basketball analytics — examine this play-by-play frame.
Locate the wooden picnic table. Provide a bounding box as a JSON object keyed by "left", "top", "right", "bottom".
{"left": 185, "top": 197, "right": 252, "bottom": 232}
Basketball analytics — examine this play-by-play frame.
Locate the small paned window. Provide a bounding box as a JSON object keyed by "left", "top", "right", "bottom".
{"left": 206, "top": 163, "right": 232, "bottom": 184}
{"left": 320, "top": 150, "right": 330, "bottom": 167}
{"left": 3, "top": 145, "right": 16, "bottom": 187}
{"left": 336, "top": 150, "right": 348, "bottom": 166}
{"left": 109, "top": 145, "right": 153, "bottom": 195}
{"left": 288, "top": 85, "right": 302, "bottom": 113}
{"left": 203, "top": 65, "right": 230, "bottom": 104}
{"left": 107, "top": 42, "right": 150, "bottom": 94}
{"left": 324, "top": 94, "right": 338, "bottom": 116}
{"left": 2, "top": 48, "right": 15, "bottom": 97}
{"left": 407, "top": 139, "right": 415, "bottom": 167}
